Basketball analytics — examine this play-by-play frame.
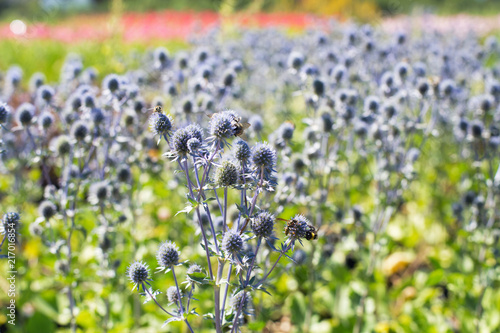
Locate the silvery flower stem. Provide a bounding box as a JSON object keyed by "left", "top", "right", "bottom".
{"left": 245, "top": 237, "right": 262, "bottom": 285}
{"left": 26, "top": 126, "right": 52, "bottom": 185}
{"left": 184, "top": 319, "right": 195, "bottom": 333}
{"left": 353, "top": 205, "right": 393, "bottom": 333}
{"left": 172, "top": 267, "right": 185, "bottom": 314}
{"left": 220, "top": 263, "right": 233, "bottom": 322}
{"left": 186, "top": 285, "right": 194, "bottom": 313}
{"left": 193, "top": 165, "right": 220, "bottom": 254}
{"left": 214, "top": 260, "right": 224, "bottom": 333}
{"left": 237, "top": 161, "right": 248, "bottom": 229}
{"left": 182, "top": 159, "right": 223, "bottom": 333}
{"left": 66, "top": 151, "right": 84, "bottom": 333}
{"left": 0, "top": 234, "right": 7, "bottom": 249}
{"left": 240, "top": 166, "right": 264, "bottom": 234}
{"left": 223, "top": 188, "right": 228, "bottom": 232}
{"left": 100, "top": 96, "right": 129, "bottom": 179}
{"left": 144, "top": 287, "right": 175, "bottom": 317}
{"left": 257, "top": 241, "right": 292, "bottom": 286}
{"left": 475, "top": 161, "right": 500, "bottom": 331}
{"left": 213, "top": 187, "right": 224, "bottom": 217}
{"left": 182, "top": 159, "right": 214, "bottom": 278}
{"left": 178, "top": 158, "right": 195, "bottom": 192}
{"left": 198, "top": 141, "right": 220, "bottom": 191}
{"left": 62, "top": 146, "right": 75, "bottom": 209}
{"left": 231, "top": 297, "right": 243, "bottom": 333}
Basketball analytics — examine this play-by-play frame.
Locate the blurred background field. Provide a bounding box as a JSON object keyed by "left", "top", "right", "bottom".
{"left": 1, "top": 0, "right": 500, "bottom": 83}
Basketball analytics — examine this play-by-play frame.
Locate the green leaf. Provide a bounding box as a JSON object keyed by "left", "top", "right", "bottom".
{"left": 248, "top": 321, "right": 266, "bottom": 330}
{"left": 27, "top": 312, "right": 56, "bottom": 333}
{"left": 176, "top": 205, "right": 194, "bottom": 216}
{"left": 426, "top": 269, "right": 444, "bottom": 286}
{"left": 162, "top": 316, "right": 182, "bottom": 328}
{"left": 188, "top": 272, "right": 210, "bottom": 284}
{"left": 290, "top": 293, "right": 306, "bottom": 327}
{"left": 187, "top": 195, "right": 198, "bottom": 206}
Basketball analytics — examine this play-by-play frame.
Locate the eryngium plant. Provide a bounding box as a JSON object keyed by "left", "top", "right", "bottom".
{"left": 128, "top": 109, "right": 315, "bottom": 332}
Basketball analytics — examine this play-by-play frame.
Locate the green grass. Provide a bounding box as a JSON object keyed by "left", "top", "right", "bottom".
{"left": 0, "top": 39, "right": 188, "bottom": 84}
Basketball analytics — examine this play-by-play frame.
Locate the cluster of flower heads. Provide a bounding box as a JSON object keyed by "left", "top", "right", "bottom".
{"left": 2, "top": 18, "right": 500, "bottom": 332}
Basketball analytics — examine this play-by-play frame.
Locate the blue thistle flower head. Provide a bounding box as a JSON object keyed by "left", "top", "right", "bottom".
{"left": 176, "top": 51, "right": 189, "bottom": 69}
{"left": 209, "top": 111, "right": 237, "bottom": 140}
{"left": 312, "top": 78, "right": 325, "bottom": 96}
{"left": 222, "top": 69, "right": 236, "bottom": 87}
{"left": 364, "top": 96, "right": 380, "bottom": 113}
{"left": 222, "top": 230, "right": 244, "bottom": 255}
{"left": 252, "top": 211, "right": 275, "bottom": 239}
{"left": 3, "top": 212, "right": 20, "bottom": 226}
{"left": 16, "top": 103, "right": 35, "bottom": 127}
{"left": 231, "top": 290, "right": 252, "bottom": 314}
{"left": 199, "top": 64, "right": 213, "bottom": 79}
{"left": 471, "top": 120, "right": 484, "bottom": 138}
{"left": 102, "top": 74, "right": 121, "bottom": 93}
{"left": 127, "top": 261, "right": 151, "bottom": 291}
{"left": 186, "top": 264, "right": 203, "bottom": 283}
{"left": 39, "top": 200, "right": 57, "bottom": 220}
{"left": 285, "top": 214, "right": 309, "bottom": 241}
{"left": 149, "top": 112, "right": 173, "bottom": 138}
{"left": 171, "top": 124, "right": 204, "bottom": 157}
{"left": 187, "top": 137, "right": 202, "bottom": 154}
{"left": 82, "top": 93, "right": 96, "bottom": 108}
{"left": 249, "top": 115, "right": 263, "bottom": 133}
{"left": 1, "top": 212, "right": 21, "bottom": 235}
{"left": 154, "top": 47, "right": 170, "bottom": 69}
{"left": 380, "top": 72, "right": 395, "bottom": 88}
{"left": 288, "top": 51, "right": 304, "bottom": 70}
{"left": 167, "top": 286, "right": 182, "bottom": 304}
{"left": 395, "top": 62, "right": 409, "bottom": 79}
{"left": 156, "top": 241, "right": 180, "bottom": 269}
{"left": 38, "top": 112, "right": 54, "bottom": 130}
{"left": 0, "top": 103, "right": 11, "bottom": 124}
{"left": 196, "top": 47, "right": 209, "bottom": 63}
{"left": 117, "top": 165, "right": 131, "bottom": 183}
{"left": 252, "top": 142, "right": 276, "bottom": 172}
{"left": 67, "top": 93, "right": 82, "bottom": 112}
{"left": 330, "top": 63, "right": 346, "bottom": 81}
{"left": 70, "top": 120, "right": 89, "bottom": 142}
{"left": 440, "top": 79, "right": 455, "bottom": 97}
{"left": 233, "top": 138, "right": 251, "bottom": 162}
{"left": 52, "top": 135, "right": 71, "bottom": 156}
{"left": 88, "top": 181, "right": 110, "bottom": 205}
{"left": 37, "top": 85, "right": 55, "bottom": 103}
{"left": 279, "top": 122, "right": 295, "bottom": 141}
{"left": 6, "top": 66, "right": 22, "bottom": 87}
{"left": 320, "top": 111, "right": 334, "bottom": 132}
{"left": 382, "top": 102, "right": 397, "bottom": 119}
{"left": 29, "top": 73, "right": 45, "bottom": 92}
{"left": 91, "top": 108, "right": 106, "bottom": 125}
{"left": 214, "top": 160, "right": 239, "bottom": 187}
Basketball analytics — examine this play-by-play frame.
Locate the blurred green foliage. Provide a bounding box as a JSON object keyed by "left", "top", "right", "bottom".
{"left": 0, "top": 39, "right": 188, "bottom": 84}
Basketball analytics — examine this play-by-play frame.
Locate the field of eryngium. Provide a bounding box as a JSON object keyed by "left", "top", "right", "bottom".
{"left": 1, "top": 18, "right": 500, "bottom": 333}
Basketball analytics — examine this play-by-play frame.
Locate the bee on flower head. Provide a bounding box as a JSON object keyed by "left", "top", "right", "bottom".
{"left": 279, "top": 215, "right": 318, "bottom": 242}
{"left": 206, "top": 111, "right": 251, "bottom": 140}
{"left": 231, "top": 116, "right": 251, "bottom": 139}
{"left": 305, "top": 224, "right": 318, "bottom": 241}
{"left": 151, "top": 105, "right": 163, "bottom": 114}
